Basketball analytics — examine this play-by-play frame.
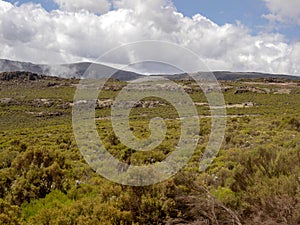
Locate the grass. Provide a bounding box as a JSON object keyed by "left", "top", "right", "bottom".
{"left": 0, "top": 75, "right": 300, "bottom": 224}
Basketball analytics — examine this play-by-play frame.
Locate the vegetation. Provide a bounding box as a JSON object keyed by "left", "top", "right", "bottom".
{"left": 0, "top": 72, "right": 299, "bottom": 224}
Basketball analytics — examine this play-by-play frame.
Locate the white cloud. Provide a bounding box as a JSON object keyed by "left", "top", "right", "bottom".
{"left": 0, "top": 0, "right": 299, "bottom": 75}
{"left": 263, "top": 0, "right": 300, "bottom": 24}
{"left": 112, "top": 0, "right": 171, "bottom": 10}
{"left": 54, "top": 0, "right": 111, "bottom": 14}
{"left": 0, "top": 0, "right": 12, "bottom": 13}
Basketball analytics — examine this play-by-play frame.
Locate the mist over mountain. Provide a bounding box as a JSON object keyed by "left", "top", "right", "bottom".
{"left": 0, "top": 59, "right": 299, "bottom": 82}
{"left": 0, "top": 59, "right": 142, "bottom": 81}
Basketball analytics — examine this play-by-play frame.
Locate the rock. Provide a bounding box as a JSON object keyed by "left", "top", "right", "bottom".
{"left": 27, "top": 111, "right": 63, "bottom": 117}
{"left": 103, "top": 84, "right": 123, "bottom": 91}
{"left": 47, "top": 82, "right": 59, "bottom": 87}
{"left": 0, "top": 71, "right": 41, "bottom": 81}
{"left": 274, "top": 89, "right": 291, "bottom": 94}
{"left": 222, "top": 86, "right": 234, "bottom": 92}
{"left": 183, "top": 85, "right": 193, "bottom": 93}
{"left": 96, "top": 99, "right": 164, "bottom": 109}
{"left": 58, "top": 102, "right": 71, "bottom": 109}
{"left": 32, "top": 99, "right": 54, "bottom": 107}
{"left": 0, "top": 98, "right": 13, "bottom": 105}
{"left": 243, "top": 102, "right": 255, "bottom": 107}
{"left": 96, "top": 99, "right": 114, "bottom": 109}
{"left": 234, "top": 86, "right": 267, "bottom": 94}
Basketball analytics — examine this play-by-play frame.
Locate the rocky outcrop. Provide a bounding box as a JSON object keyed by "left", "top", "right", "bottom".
{"left": 0, "top": 98, "right": 14, "bottom": 105}
{"left": 96, "top": 99, "right": 114, "bottom": 109}
{"left": 96, "top": 99, "right": 164, "bottom": 109}
{"left": 26, "top": 111, "right": 63, "bottom": 117}
{"left": 234, "top": 86, "right": 269, "bottom": 94}
{"left": 0, "top": 71, "right": 42, "bottom": 81}
{"left": 103, "top": 84, "right": 123, "bottom": 91}
{"left": 222, "top": 86, "right": 234, "bottom": 92}
{"left": 274, "top": 89, "right": 291, "bottom": 94}
{"left": 32, "top": 99, "right": 54, "bottom": 108}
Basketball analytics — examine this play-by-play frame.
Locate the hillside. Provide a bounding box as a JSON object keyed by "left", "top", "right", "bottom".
{"left": 0, "top": 71, "right": 299, "bottom": 224}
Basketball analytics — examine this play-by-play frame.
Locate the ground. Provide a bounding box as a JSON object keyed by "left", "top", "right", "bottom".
{"left": 0, "top": 72, "right": 299, "bottom": 224}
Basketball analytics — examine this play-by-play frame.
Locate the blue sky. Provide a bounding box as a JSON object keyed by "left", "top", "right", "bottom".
{"left": 173, "top": 0, "right": 300, "bottom": 42}
{"left": 4, "top": 0, "right": 300, "bottom": 42}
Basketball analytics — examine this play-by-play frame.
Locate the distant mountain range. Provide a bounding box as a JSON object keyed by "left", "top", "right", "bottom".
{"left": 0, "top": 59, "right": 299, "bottom": 81}
{"left": 0, "top": 59, "right": 142, "bottom": 81}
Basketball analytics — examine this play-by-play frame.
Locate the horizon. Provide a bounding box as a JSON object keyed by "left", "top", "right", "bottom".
{"left": 1, "top": 57, "right": 300, "bottom": 77}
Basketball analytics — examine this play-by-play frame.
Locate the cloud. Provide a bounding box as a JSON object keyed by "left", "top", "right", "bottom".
{"left": 0, "top": 0, "right": 12, "bottom": 13}
{"left": 54, "top": 0, "right": 111, "bottom": 14}
{"left": 262, "top": 0, "right": 300, "bottom": 24}
{"left": 0, "top": 0, "right": 299, "bottom": 75}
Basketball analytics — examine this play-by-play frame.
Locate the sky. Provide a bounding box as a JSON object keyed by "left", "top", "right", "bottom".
{"left": 0, "top": 0, "right": 300, "bottom": 75}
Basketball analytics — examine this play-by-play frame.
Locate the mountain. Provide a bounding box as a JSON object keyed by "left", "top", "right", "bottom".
{"left": 0, "top": 59, "right": 299, "bottom": 81}
{"left": 0, "top": 59, "right": 46, "bottom": 74}
{"left": 212, "top": 71, "right": 300, "bottom": 81}
{"left": 0, "top": 59, "right": 143, "bottom": 81}
{"left": 162, "top": 71, "right": 300, "bottom": 81}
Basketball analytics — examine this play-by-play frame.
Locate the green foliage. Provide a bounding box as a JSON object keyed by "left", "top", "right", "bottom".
{"left": 0, "top": 77, "right": 300, "bottom": 224}
{"left": 212, "top": 187, "right": 240, "bottom": 208}
{"left": 21, "top": 190, "right": 71, "bottom": 220}
{"left": 0, "top": 199, "right": 20, "bottom": 225}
